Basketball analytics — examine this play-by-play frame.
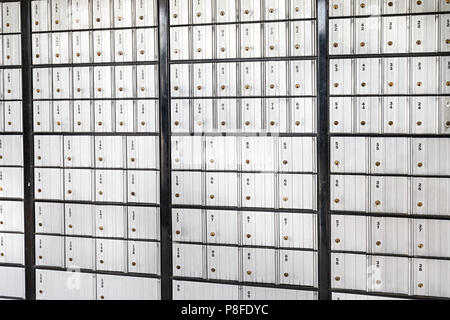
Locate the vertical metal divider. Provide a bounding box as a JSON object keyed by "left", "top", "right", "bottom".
{"left": 317, "top": 0, "right": 331, "bottom": 300}
{"left": 158, "top": 0, "right": 172, "bottom": 300}
{"left": 20, "top": 0, "right": 35, "bottom": 300}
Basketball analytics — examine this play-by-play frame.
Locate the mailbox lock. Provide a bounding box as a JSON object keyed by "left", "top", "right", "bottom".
{"left": 418, "top": 243, "right": 424, "bottom": 249}
{"left": 295, "top": 7, "right": 300, "bottom": 12}
{"left": 246, "top": 234, "right": 251, "bottom": 239}
{"left": 334, "top": 121, "right": 339, "bottom": 126}
{"left": 68, "top": 258, "right": 73, "bottom": 262}
{"left": 119, "top": 87, "right": 124, "bottom": 92}
{"left": 100, "top": 296, "right": 104, "bottom": 300}
{"left": 210, "top": 232, "right": 215, "bottom": 237}
{"left": 38, "top": 223, "right": 42, "bottom": 227}
{"left": 131, "top": 158, "right": 136, "bottom": 162}
{"left": 39, "top": 290, "right": 43, "bottom": 294}
{"left": 270, "top": 84, "right": 275, "bottom": 89}
{"left": 0, "top": 221, "right": 4, "bottom": 225}
{"left": 417, "top": 121, "right": 422, "bottom": 126}
{"left": 173, "top": 14, "right": 178, "bottom": 19}
{"left": 67, "top": 156, "right": 72, "bottom": 161}
{"left": 295, "top": 84, "right": 301, "bottom": 89}
{"left": 333, "top": 43, "right": 338, "bottom": 48}
{"left": 335, "top": 276, "right": 340, "bottom": 281}
{"left": 417, "top": 0, "right": 422, "bottom": 4}
{"left": 376, "top": 280, "right": 381, "bottom": 285}
{"left": 220, "top": 11, "right": 225, "bottom": 16}
{"left": 119, "top": 121, "right": 124, "bottom": 126}
{"left": 335, "top": 239, "right": 340, "bottom": 243}
{"left": 388, "top": 41, "right": 393, "bottom": 46}
{"left": 245, "top": 46, "right": 250, "bottom": 52}
{"left": 197, "top": 48, "right": 202, "bottom": 53}
{"left": 284, "top": 273, "right": 289, "bottom": 278}
{"left": 35, "top": 21, "right": 39, "bottom": 25}
{"left": 295, "top": 121, "right": 301, "bottom": 126}
{"left": 376, "top": 241, "right": 381, "bottom": 246}
{"left": 176, "top": 230, "right": 181, "bottom": 235}
{"left": 77, "top": 87, "right": 81, "bottom": 92}
{"left": 37, "top": 188, "right": 42, "bottom": 193}
{"left": 417, "top": 82, "right": 422, "bottom": 87}
{"left": 56, "top": 88, "right": 61, "bottom": 93}
{"left": 67, "top": 190, "right": 72, "bottom": 194}
{"left": 55, "top": 20, "right": 59, "bottom": 24}
{"left": 283, "top": 160, "right": 288, "bottom": 165}
{"left": 360, "top": 42, "right": 365, "bottom": 47}
{"left": 174, "top": 121, "right": 180, "bottom": 126}
{"left": 244, "top": 9, "right": 250, "bottom": 15}
{"left": 388, "top": 82, "right": 394, "bottom": 87}
{"left": 132, "top": 228, "right": 137, "bottom": 233}
{"left": 269, "top": 45, "right": 275, "bottom": 51}
{"left": 117, "top": 17, "right": 123, "bottom": 22}
{"left": 245, "top": 84, "right": 251, "bottom": 90}
{"left": 55, "top": 53, "right": 60, "bottom": 58}
{"left": 139, "top": 16, "right": 144, "bottom": 20}
{"left": 174, "top": 86, "right": 179, "bottom": 91}
{"left": 211, "top": 268, "right": 216, "bottom": 273}
{"left": 388, "top": 2, "right": 393, "bottom": 6}
{"left": 334, "top": 83, "right": 339, "bottom": 88}
{"left": 360, "top": 3, "right": 366, "bottom": 8}
{"left": 197, "top": 121, "right": 202, "bottom": 126}
{"left": 446, "top": 121, "right": 450, "bottom": 127}
{"left": 245, "top": 121, "right": 251, "bottom": 126}
{"left": 221, "top": 121, "right": 226, "bottom": 126}
{"left": 39, "top": 256, "right": 43, "bottom": 260}
{"left": 361, "top": 82, "right": 366, "bottom": 87}
{"left": 375, "top": 200, "right": 381, "bottom": 206}
{"left": 68, "top": 224, "right": 73, "bottom": 229}
{"left": 284, "top": 236, "right": 289, "bottom": 241}
{"left": 269, "top": 8, "right": 275, "bottom": 14}
{"left": 196, "top": 12, "right": 201, "bottom": 17}
{"left": 131, "top": 262, "right": 136, "bottom": 266}
{"left": 221, "top": 85, "right": 226, "bottom": 90}
{"left": 76, "top": 52, "right": 81, "bottom": 57}
{"left": 334, "top": 160, "right": 340, "bottom": 166}
{"left": 334, "top": 198, "right": 340, "bottom": 203}
{"left": 175, "top": 193, "right": 180, "bottom": 198}
{"left": 375, "top": 161, "right": 381, "bottom": 167}
{"left": 333, "top": 4, "right": 339, "bottom": 9}
{"left": 295, "top": 44, "right": 300, "bottom": 50}
{"left": 220, "top": 47, "right": 226, "bottom": 52}
{"left": 417, "top": 202, "right": 423, "bottom": 207}
{"left": 245, "top": 160, "right": 250, "bottom": 164}
{"left": 417, "top": 162, "right": 423, "bottom": 168}
{"left": 99, "top": 260, "right": 104, "bottom": 264}
{"left": 37, "top": 156, "right": 42, "bottom": 160}
{"left": 98, "top": 157, "right": 103, "bottom": 162}
{"left": 388, "top": 121, "right": 394, "bottom": 126}
{"left": 283, "top": 197, "right": 288, "bottom": 202}
{"left": 176, "top": 265, "right": 181, "bottom": 270}
{"left": 99, "top": 226, "right": 103, "bottom": 231}
{"left": 446, "top": 81, "right": 450, "bottom": 87}
{"left": 418, "top": 283, "right": 424, "bottom": 288}
{"left": 0, "top": 253, "right": 4, "bottom": 257}
{"left": 270, "top": 121, "right": 276, "bottom": 126}
{"left": 197, "top": 85, "right": 202, "bottom": 91}
{"left": 246, "top": 196, "right": 251, "bottom": 200}
{"left": 131, "top": 192, "right": 136, "bottom": 196}
{"left": 446, "top": 39, "right": 450, "bottom": 44}
{"left": 210, "top": 194, "right": 215, "bottom": 199}
{"left": 140, "top": 50, "right": 145, "bottom": 55}
{"left": 98, "top": 191, "right": 103, "bottom": 195}
{"left": 210, "top": 159, "right": 215, "bottom": 163}
{"left": 247, "top": 270, "right": 252, "bottom": 275}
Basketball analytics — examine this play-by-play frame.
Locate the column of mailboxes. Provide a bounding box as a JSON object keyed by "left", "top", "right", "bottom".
{"left": 169, "top": 0, "right": 319, "bottom": 300}
{"left": 329, "top": 1, "right": 450, "bottom": 300}
{"left": 0, "top": 2, "right": 25, "bottom": 300}
{"left": 31, "top": 0, "right": 161, "bottom": 300}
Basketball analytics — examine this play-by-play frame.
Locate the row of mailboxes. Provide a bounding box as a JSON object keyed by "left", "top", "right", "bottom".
{"left": 173, "top": 280, "right": 317, "bottom": 300}
{"left": 171, "top": 61, "right": 316, "bottom": 97}
{"left": 172, "top": 136, "right": 317, "bottom": 172}
{"left": 33, "top": 100, "right": 158, "bottom": 133}
{"left": 332, "top": 215, "right": 450, "bottom": 258}
{"left": 172, "top": 209, "right": 317, "bottom": 249}
{"left": 170, "top": 0, "right": 316, "bottom": 24}
{"left": 330, "top": 0, "right": 450, "bottom": 16}
{"left": 35, "top": 202, "right": 160, "bottom": 240}
{"left": 170, "top": 22, "right": 315, "bottom": 60}
{"left": 332, "top": 293, "right": 405, "bottom": 300}
{"left": 172, "top": 172, "right": 317, "bottom": 210}
{"left": 0, "top": 35, "right": 22, "bottom": 66}
{"left": 32, "top": 30, "right": 158, "bottom": 64}
{"left": 0, "top": 102, "right": 22, "bottom": 132}
{"left": 330, "top": 96, "right": 450, "bottom": 134}
{"left": 34, "top": 168, "right": 159, "bottom": 203}
{"left": 332, "top": 253, "right": 450, "bottom": 298}
{"left": 36, "top": 269, "right": 161, "bottom": 300}
{"left": 33, "top": 67, "right": 158, "bottom": 99}
{"left": 173, "top": 243, "right": 318, "bottom": 286}
{"left": 331, "top": 137, "right": 450, "bottom": 175}
{"left": 330, "top": 15, "right": 450, "bottom": 54}
{"left": 331, "top": 174, "right": 450, "bottom": 215}
{"left": 34, "top": 135, "right": 159, "bottom": 168}
{"left": 35, "top": 235, "right": 160, "bottom": 274}
{"left": 0, "top": 68, "right": 22, "bottom": 100}
{"left": 330, "top": 57, "right": 450, "bottom": 95}
{"left": 0, "top": 266, "right": 24, "bottom": 299}
{"left": 171, "top": 98, "right": 316, "bottom": 133}
{"left": 0, "top": 2, "right": 21, "bottom": 34}
{"left": 32, "top": 0, "right": 158, "bottom": 31}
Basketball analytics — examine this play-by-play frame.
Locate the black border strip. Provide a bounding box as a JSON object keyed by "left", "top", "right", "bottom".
{"left": 158, "top": 0, "right": 172, "bottom": 301}
{"left": 21, "top": 0, "right": 35, "bottom": 301}
{"left": 317, "top": 0, "right": 331, "bottom": 300}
